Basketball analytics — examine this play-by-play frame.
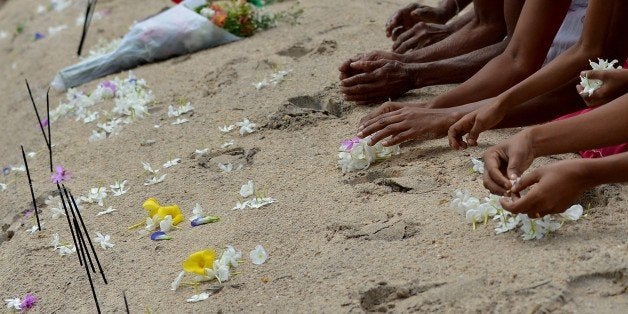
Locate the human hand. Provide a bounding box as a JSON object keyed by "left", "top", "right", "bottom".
{"left": 386, "top": 3, "right": 449, "bottom": 40}
{"left": 448, "top": 101, "right": 507, "bottom": 149}
{"left": 481, "top": 129, "right": 536, "bottom": 195}
{"left": 577, "top": 69, "right": 628, "bottom": 107}
{"left": 392, "top": 22, "right": 451, "bottom": 53}
{"left": 356, "top": 101, "right": 462, "bottom": 146}
{"left": 500, "top": 159, "right": 592, "bottom": 216}
{"left": 338, "top": 50, "right": 404, "bottom": 80}
{"left": 340, "top": 59, "right": 417, "bottom": 105}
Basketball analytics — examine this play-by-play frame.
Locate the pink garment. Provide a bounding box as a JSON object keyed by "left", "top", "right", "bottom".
{"left": 556, "top": 108, "right": 628, "bottom": 158}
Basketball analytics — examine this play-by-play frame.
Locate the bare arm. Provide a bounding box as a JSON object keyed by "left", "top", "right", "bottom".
{"left": 429, "top": 0, "right": 568, "bottom": 109}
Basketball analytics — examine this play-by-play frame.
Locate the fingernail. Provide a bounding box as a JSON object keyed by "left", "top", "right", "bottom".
{"left": 509, "top": 174, "right": 517, "bottom": 180}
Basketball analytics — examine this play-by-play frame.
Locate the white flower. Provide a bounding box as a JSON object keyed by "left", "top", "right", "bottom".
{"left": 11, "top": 165, "right": 26, "bottom": 172}
{"left": 220, "top": 245, "right": 242, "bottom": 268}
{"left": 26, "top": 224, "right": 40, "bottom": 234}
{"left": 0, "top": 31, "right": 7, "bottom": 40}
{"left": 4, "top": 297, "right": 21, "bottom": 310}
{"left": 84, "top": 187, "right": 107, "bottom": 206}
{"left": 96, "top": 207, "right": 117, "bottom": 216}
{"left": 579, "top": 75, "right": 603, "bottom": 97}
{"left": 494, "top": 211, "right": 520, "bottom": 234}
{"left": 337, "top": 136, "right": 400, "bottom": 173}
{"left": 58, "top": 245, "right": 76, "bottom": 256}
{"left": 235, "top": 118, "right": 256, "bottom": 136}
{"left": 27, "top": 151, "right": 37, "bottom": 158}
{"left": 519, "top": 215, "right": 561, "bottom": 240}
{"left": 110, "top": 180, "right": 129, "bottom": 196}
{"left": 50, "top": 233, "right": 60, "bottom": 250}
{"left": 159, "top": 215, "right": 173, "bottom": 232}
{"left": 171, "top": 118, "right": 189, "bottom": 125}
{"left": 221, "top": 140, "right": 234, "bottom": 148}
{"left": 560, "top": 204, "right": 583, "bottom": 221}
{"left": 232, "top": 201, "right": 248, "bottom": 210}
{"left": 186, "top": 292, "right": 210, "bottom": 303}
{"left": 218, "top": 163, "right": 233, "bottom": 172}
{"left": 50, "top": 202, "right": 65, "bottom": 219}
{"left": 144, "top": 174, "right": 167, "bottom": 186}
{"left": 171, "top": 271, "right": 185, "bottom": 291}
{"left": 163, "top": 158, "right": 181, "bottom": 168}
{"left": 471, "top": 157, "right": 484, "bottom": 174}
{"left": 250, "top": 245, "right": 268, "bottom": 265}
{"left": 200, "top": 7, "right": 216, "bottom": 18}
{"left": 167, "top": 102, "right": 194, "bottom": 118}
{"left": 465, "top": 202, "right": 497, "bottom": 225}
{"left": 219, "top": 125, "right": 236, "bottom": 133}
{"left": 48, "top": 24, "right": 68, "bottom": 36}
{"left": 94, "top": 232, "right": 114, "bottom": 249}
{"left": 194, "top": 148, "right": 209, "bottom": 157}
{"left": 254, "top": 79, "right": 270, "bottom": 90}
{"left": 189, "top": 203, "right": 204, "bottom": 221}
{"left": 247, "top": 197, "right": 275, "bottom": 209}
{"left": 589, "top": 58, "right": 622, "bottom": 70}
{"left": 451, "top": 190, "right": 480, "bottom": 214}
{"left": 270, "top": 70, "right": 291, "bottom": 85}
{"left": 0, "top": 183, "right": 7, "bottom": 191}
{"left": 142, "top": 162, "right": 159, "bottom": 175}
{"left": 212, "top": 260, "right": 230, "bottom": 283}
{"left": 89, "top": 130, "right": 106, "bottom": 142}
{"left": 141, "top": 217, "right": 158, "bottom": 234}
{"left": 240, "top": 180, "right": 255, "bottom": 198}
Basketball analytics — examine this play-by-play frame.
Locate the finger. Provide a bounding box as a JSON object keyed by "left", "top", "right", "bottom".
{"left": 466, "top": 119, "right": 486, "bottom": 147}
{"left": 501, "top": 187, "right": 544, "bottom": 215}
{"left": 392, "top": 25, "right": 417, "bottom": 52}
{"left": 386, "top": 14, "right": 401, "bottom": 37}
{"left": 447, "top": 116, "right": 473, "bottom": 150}
{"left": 575, "top": 84, "right": 584, "bottom": 94}
{"left": 505, "top": 154, "right": 529, "bottom": 183}
{"left": 349, "top": 60, "right": 388, "bottom": 73}
{"left": 510, "top": 170, "right": 541, "bottom": 194}
{"left": 483, "top": 169, "right": 508, "bottom": 195}
{"left": 483, "top": 149, "right": 510, "bottom": 188}
{"left": 355, "top": 100, "right": 385, "bottom": 106}
{"left": 394, "top": 36, "right": 420, "bottom": 54}
{"left": 359, "top": 102, "right": 402, "bottom": 127}
{"left": 358, "top": 111, "right": 404, "bottom": 138}
{"left": 384, "top": 128, "right": 416, "bottom": 146}
{"left": 369, "top": 121, "right": 407, "bottom": 145}
{"left": 341, "top": 68, "right": 384, "bottom": 87}
{"left": 580, "top": 69, "right": 605, "bottom": 80}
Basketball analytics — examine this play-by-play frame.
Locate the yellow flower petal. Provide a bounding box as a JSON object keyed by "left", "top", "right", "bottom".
{"left": 157, "top": 205, "right": 184, "bottom": 225}
{"left": 142, "top": 198, "right": 161, "bottom": 217}
{"left": 182, "top": 249, "right": 217, "bottom": 275}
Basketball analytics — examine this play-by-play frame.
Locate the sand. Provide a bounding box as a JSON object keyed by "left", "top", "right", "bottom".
{"left": 0, "top": 0, "right": 626, "bottom": 313}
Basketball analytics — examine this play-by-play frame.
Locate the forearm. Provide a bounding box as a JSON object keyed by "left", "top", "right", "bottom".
{"left": 529, "top": 92, "right": 628, "bottom": 156}
{"left": 412, "top": 40, "right": 508, "bottom": 88}
{"left": 437, "top": 0, "right": 473, "bottom": 23}
{"left": 581, "top": 152, "right": 628, "bottom": 186}
{"left": 496, "top": 78, "right": 586, "bottom": 128}
{"left": 446, "top": 8, "right": 474, "bottom": 31}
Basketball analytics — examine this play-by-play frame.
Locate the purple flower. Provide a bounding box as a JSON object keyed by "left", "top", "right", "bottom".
{"left": 34, "top": 32, "right": 45, "bottom": 40}
{"left": 191, "top": 215, "right": 220, "bottom": 227}
{"left": 50, "top": 165, "right": 70, "bottom": 184}
{"left": 2, "top": 166, "right": 10, "bottom": 176}
{"left": 20, "top": 293, "right": 37, "bottom": 311}
{"left": 150, "top": 231, "right": 172, "bottom": 241}
{"left": 39, "top": 118, "right": 49, "bottom": 129}
{"left": 341, "top": 137, "right": 361, "bottom": 151}
{"left": 98, "top": 81, "right": 117, "bottom": 95}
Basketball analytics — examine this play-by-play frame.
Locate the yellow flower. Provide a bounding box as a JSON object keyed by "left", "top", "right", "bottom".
{"left": 142, "top": 198, "right": 184, "bottom": 225}
{"left": 182, "top": 249, "right": 217, "bottom": 275}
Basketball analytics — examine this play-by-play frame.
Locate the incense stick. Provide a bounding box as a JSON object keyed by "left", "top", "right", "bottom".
{"left": 74, "top": 218, "right": 101, "bottom": 314}
{"left": 46, "top": 87, "right": 53, "bottom": 172}
{"left": 25, "top": 79, "right": 50, "bottom": 149}
{"left": 67, "top": 188, "right": 108, "bottom": 284}
{"left": 57, "top": 184, "right": 83, "bottom": 266}
{"left": 77, "top": 0, "right": 98, "bottom": 56}
{"left": 20, "top": 146, "right": 42, "bottom": 231}
{"left": 123, "top": 291, "right": 130, "bottom": 314}
{"left": 66, "top": 190, "right": 96, "bottom": 273}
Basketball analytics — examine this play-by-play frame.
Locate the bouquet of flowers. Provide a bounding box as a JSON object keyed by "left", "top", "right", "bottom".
{"left": 51, "top": 0, "right": 276, "bottom": 91}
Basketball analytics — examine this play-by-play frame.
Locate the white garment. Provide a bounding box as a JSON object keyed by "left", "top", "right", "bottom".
{"left": 545, "top": 0, "right": 588, "bottom": 64}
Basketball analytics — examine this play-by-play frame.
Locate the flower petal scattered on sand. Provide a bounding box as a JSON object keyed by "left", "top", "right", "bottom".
{"left": 189, "top": 203, "right": 204, "bottom": 221}
{"left": 144, "top": 174, "right": 167, "bottom": 186}
{"left": 171, "top": 118, "right": 189, "bottom": 125}
{"left": 96, "top": 206, "right": 117, "bottom": 216}
{"left": 163, "top": 158, "right": 181, "bottom": 168}
{"left": 186, "top": 292, "right": 210, "bottom": 303}
{"left": 19, "top": 294, "right": 37, "bottom": 311}
{"left": 159, "top": 215, "right": 174, "bottom": 232}
{"left": 171, "top": 271, "right": 185, "bottom": 291}
{"left": 240, "top": 180, "right": 255, "bottom": 198}
{"left": 218, "top": 163, "right": 233, "bottom": 172}
{"left": 191, "top": 215, "right": 220, "bottom": 227}
{"left": 219, "top": 125, "right": 236, "bottom": 133}
{"left": 560, "top": 204, "right": 583, "bottom": 221}
{"left": 51, "top": 165, "right": 71, "bottom": 184}
{"left": 471, "top": 157, "right": 484, "bottom": 174}
{"left": 235, "top": 118, "right": 256, "bottom": 136}
{"left": 4, "top": 297, "right": 21, "bottom": 310}
{"left": 337, "top": 136, "right": 400, "bottom": 173}
{"left": 250, "top": 245, "right": 268, "bottom": 265}
{"left": 194, "top": 148, "right": 209, "bottom": 157}
{"left": 150, "top": 231, "right": 172, "bottom": 241}
{"left": 110, "top": 180, "right": 129, "bottom": 196}
{"left": 94, "top": 232, "right": 114, "bottom": 249}
{"left": 0, "top": 183, "right": 7, "bottom": 191}
{"left": 183, "top": 250, "right": 218, "bottom": 275}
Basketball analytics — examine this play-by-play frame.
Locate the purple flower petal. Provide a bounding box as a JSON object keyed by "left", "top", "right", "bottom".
{"left": 50, "top": 165, "right": 70, "bottom": 184}
{"left": 20, "top": 293, "right": 37, "bottom": 310}
{"left": 150, "top": 231, "right": 172, "bottom": 241}
{"left": 34, "top": 32, "right": 45, "bottom": 40}
{"left": 191, "top": 215, "right": 220, "bottom": 227}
